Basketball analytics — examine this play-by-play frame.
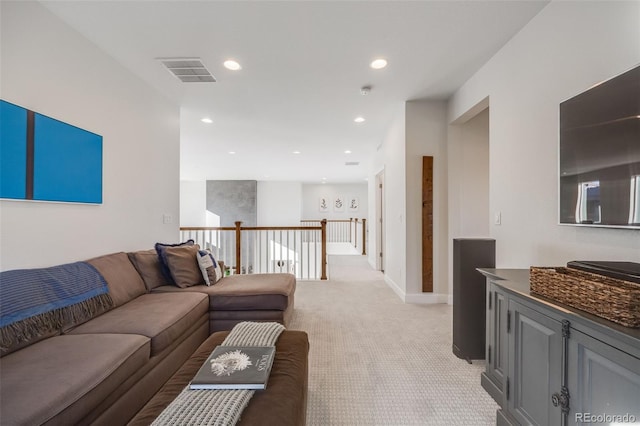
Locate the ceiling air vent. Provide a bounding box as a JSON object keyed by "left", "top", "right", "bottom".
{"left": 345, "top": 162, "right": 360, "bottom": 166}
{"left": 158, "top": 57, "right": 216, "bottom": 83}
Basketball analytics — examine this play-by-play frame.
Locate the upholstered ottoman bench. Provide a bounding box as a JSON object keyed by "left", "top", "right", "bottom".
{"left": 129, "top": 329, "right": 309, "bottom": 425}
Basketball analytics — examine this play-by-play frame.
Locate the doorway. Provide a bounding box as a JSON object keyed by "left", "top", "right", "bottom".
{"left": 448, "top": 102, "right": 491, "bottom": 297}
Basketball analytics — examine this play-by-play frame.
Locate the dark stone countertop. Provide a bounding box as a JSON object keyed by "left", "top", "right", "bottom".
{"left": 477, "top": 268, "right": 640, "bottom": 357}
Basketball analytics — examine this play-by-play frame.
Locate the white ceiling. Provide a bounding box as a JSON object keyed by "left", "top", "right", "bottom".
{"left": 41, "top": 0, "right": 548, "bottom": 183}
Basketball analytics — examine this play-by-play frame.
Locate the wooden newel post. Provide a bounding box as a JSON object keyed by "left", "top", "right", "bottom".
{"left": 321, "top": 219, "right": 327, "bottom": 280}
{"left": 235, "top": 221, "right": 242, "bottom": 275}
{"left": 362, "top": 218, "right": 367, "bottom": 256}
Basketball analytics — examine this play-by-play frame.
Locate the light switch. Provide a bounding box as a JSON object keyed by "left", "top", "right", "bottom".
{"left": 163, "top": 214, "right": 173, "bottom": 224}
{"left": 494, "top": 212, "right": 501, "bottom": 225}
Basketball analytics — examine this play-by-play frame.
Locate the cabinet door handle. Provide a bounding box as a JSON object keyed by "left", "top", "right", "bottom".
{"left": 551, "top": 387, "right": 570, "bottom": 413}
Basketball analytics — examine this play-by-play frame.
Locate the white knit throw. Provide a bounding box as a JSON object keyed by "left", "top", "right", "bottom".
{"left": 151, "top": 322, "right": 285, "bottom": 426}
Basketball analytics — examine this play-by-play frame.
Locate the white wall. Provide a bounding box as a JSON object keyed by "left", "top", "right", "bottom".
{"left": 302, "top": 183, "right": 368, "bottom": 221}
{"left": 369, "top": 104, "right": 406, "bottom": 296}
{"left": 180, "top": 181, "right": 207, "bottom": 227}
{"left": 405, "top": 100, "right": 449, "bottom": 302}
{"left": 448, "top": 107, "right": 490, "bottom": 239}
{"left": 369, "top": 101, "right": 470, "bottom": 304}
{"left": 0, "top": 2, "right": 180, "bottom": 270}
{"left": 448, "top": 1, "right": 640, "bottom": 267}
{"left": 447, "top": 106, "right": 491, "bottom": 299}
{"left": 258, "top": 181, "right": 302, "bottom": 226}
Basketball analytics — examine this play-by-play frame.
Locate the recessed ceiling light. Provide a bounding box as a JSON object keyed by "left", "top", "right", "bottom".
{"left": 354, "top": 117, "right": 365, "bottom": 123}
{"left": 223, "top": 60, "right": 242, "bottom": 71}
{"left": 370, "top": 58, "right": 387, "bottom": 69}
{"left": 344, "top": 150, "right": 352, "bottom": 154}
{"left": 201, "top": 117, "right": 213, "bottom": 124}
{"left": 292, "top": 151, "right": 301, "bottom": 154}
{"left": 228, "top": 151, "right": 236, "bottom": 155}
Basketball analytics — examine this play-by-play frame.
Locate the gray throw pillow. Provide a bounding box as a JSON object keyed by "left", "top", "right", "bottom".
{"left": 155, "top": 240, "right": 195, "bottom": 285}
{"left": 163, "top": 245, "right": 204, "bottom": 288}
{"left": 127, "top": 249, "right": 172, "bottom": 290}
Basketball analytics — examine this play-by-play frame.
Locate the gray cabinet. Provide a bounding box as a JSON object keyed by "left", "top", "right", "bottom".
{"left": 479, "top": 269, "right": 640, "bottom": 426}
{"left": 507, "top": 299, "right": 562, "bottom": 426}
{"left": 567, "top": 329, "right": 640, "bottom": 425}
{"left": 482, "top": 281, "right": 508, "bottom": 405}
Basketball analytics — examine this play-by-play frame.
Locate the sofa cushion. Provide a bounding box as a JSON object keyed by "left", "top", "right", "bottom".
{"left": 128, "top": 249, "right": 172, "bottom": 291}
{"left": 0, "top": 333, "right": 150, "bottom": 426}
{"left": 164, "top": 245, "right": 205, "bottom": 288}
{"left": 86, "top": 252, "right": 147, "bottom": 307}
{"left": 153, "top": 273, "right": 295, "bottom": 311}
{"left": 68, "top": 292, "right": 208, "bottom": 355}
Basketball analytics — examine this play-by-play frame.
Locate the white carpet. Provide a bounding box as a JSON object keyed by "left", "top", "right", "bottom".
{"left": 289, "top": 256, "right": 498, "bottom": 425}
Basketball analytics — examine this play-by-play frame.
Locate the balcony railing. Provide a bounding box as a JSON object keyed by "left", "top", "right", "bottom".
{"left": 180, "top": 220, "right": 328, "bottom": 280}
{"left": 300, "top": 218, "right": 366, "bottom": 255}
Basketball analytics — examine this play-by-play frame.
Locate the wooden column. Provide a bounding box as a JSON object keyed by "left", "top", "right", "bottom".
{"left": 235, "top": 221, "right": 242, "bottom": 275}
{"left": 361, "top": 218, "right": 367, "bottom": 256}
{"left": 422, "top": 156, "right": 433, "bottom": 292}
{"left": 321, "top": 219, "right": 327, "bottom": 280}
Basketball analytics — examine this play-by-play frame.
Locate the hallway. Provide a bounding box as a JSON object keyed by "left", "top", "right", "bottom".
{"left": 290, "top": 253, "right": 497, "bottom": 425}
{"left": 327, "top": 254, "right": 384, "bottom": 282}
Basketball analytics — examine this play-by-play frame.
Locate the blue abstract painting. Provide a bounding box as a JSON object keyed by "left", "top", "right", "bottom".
{"left": 0, "top": 100, "right": 102, "bottom": 204}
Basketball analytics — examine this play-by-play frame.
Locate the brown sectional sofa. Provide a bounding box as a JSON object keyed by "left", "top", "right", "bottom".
{"left": 0, "top": 249, "right": 297, "bottom": 425}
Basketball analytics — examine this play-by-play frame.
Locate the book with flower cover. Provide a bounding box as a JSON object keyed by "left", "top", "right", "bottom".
{"left": 189, "top": 345, "right": 276, "bottom": 390}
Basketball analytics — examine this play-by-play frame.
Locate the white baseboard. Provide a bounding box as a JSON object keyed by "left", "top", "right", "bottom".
{"left": 405, "top": 292, "right": 449, "bottom": 304}
{"left": 384, "top": 275, "right": 406, "bottom": 301}
{"left": 447, "top": 294, "right": 453, "bottom": 305}
{"left": 384, "top": 275, "right": 448, "bottom": 304}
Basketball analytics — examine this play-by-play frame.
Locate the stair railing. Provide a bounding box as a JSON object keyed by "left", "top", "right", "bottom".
{"left": 180, "top": 220, "right": 327, "bottom": 280}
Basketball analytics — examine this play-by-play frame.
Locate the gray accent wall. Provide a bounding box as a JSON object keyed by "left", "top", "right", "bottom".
{"left": 206, "top": 180, "right": 257, "bottom": 227}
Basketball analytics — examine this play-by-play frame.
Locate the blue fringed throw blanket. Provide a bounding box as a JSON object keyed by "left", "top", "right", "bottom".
{"left": 0, "top": 262, "right": 114, "bottom": 354}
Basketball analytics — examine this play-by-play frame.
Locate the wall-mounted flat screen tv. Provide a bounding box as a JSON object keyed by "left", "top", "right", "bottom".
{"left": 559, "top": 65, "right": 640, "bottom": 229}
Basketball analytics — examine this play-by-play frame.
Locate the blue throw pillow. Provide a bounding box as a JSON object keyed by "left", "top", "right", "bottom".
{"left": 155, "top": 240, "right": 195, "bottom": 285}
